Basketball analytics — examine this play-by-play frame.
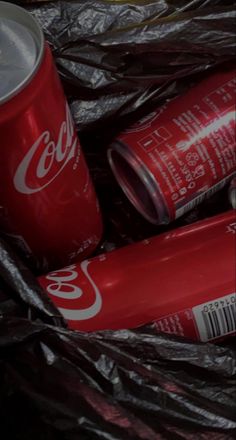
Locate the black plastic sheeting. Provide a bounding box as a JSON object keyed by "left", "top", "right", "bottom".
{"left": 1, "top": 317, "right": 236, "bottom": 440}
{"left": 1, "top": 1, "right": 236, "bottom": 439}
{"left": 1, "top": 257, "right": 236, "bottom": 440}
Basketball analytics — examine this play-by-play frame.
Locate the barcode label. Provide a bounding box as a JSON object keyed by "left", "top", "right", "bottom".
{"left": 192, "top": 293, "right": 236, "bottom": 341}
{"left": 175, "top": 173, "right": 235, "bottom": 219}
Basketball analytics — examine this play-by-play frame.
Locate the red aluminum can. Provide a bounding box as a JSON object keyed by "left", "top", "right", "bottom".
{"left": 0, "top": 2, "right": 103, "bottom": 272}
{"left": 39, "top": 210, "right": 236, "bottom": 342}
{"left": 108, "top": 68, "right": 236, "bottom": 224}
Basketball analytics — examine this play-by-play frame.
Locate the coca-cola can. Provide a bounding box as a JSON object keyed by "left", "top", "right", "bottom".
{"left": 39, "top": 210, "right": 236, "bottom": 342}
{"left": 0, "top": 2, "right": 103, "bottom": 271}
{"left": 108, "top": 68, "right": 236, "bottom": 224}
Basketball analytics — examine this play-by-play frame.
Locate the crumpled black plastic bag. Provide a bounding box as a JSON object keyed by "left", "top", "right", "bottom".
{"left": 0, "top": 237, "right": 64, "bottom": 323}
{"left": 1, "top": 2, "right": 236, "bottom": 439}
{"left": 1, "top": 212, "right": 236, "bottom": 440}
{"left": 1, "top": 318, "right": 236, "bottom": 439}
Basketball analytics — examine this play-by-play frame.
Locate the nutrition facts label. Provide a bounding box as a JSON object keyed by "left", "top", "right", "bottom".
{"left": 119, "top": 72, "right": 236, "bottom": 220}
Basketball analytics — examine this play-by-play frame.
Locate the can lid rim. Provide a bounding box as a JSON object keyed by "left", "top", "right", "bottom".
{"left": 108, "top": 140, "right": 170, "bottom": 225}
{"left": 0, "top": 1, "right": 44, "bottom": 105}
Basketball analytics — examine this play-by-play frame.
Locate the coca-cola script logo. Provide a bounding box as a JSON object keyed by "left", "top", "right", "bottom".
{"left": 44, "top": 261, "right": 102, "bottom": 321}
{"left": 14, "top": 104, "right": 79, "bottom": 194}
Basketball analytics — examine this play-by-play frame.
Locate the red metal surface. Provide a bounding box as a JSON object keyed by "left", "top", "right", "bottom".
{"left": 113, "top": 68, "right": 236, "bottom": 222}
{"left": 0, "top": 44, "right": 103, "bottom": 271}
{"left": 39, "top": 210, "right": 236, "bottom": 341}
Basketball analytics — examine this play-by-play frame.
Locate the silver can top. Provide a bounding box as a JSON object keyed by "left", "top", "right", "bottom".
{"left": 0, "top": 2, "right": 44, "bottom": 105}
{"left": 108, "top": 141, "right": 170, "bottom": 225}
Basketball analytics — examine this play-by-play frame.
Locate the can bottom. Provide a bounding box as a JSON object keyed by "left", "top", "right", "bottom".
{"left": 108, "top": 141, "right": 169, "bottom": 225}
